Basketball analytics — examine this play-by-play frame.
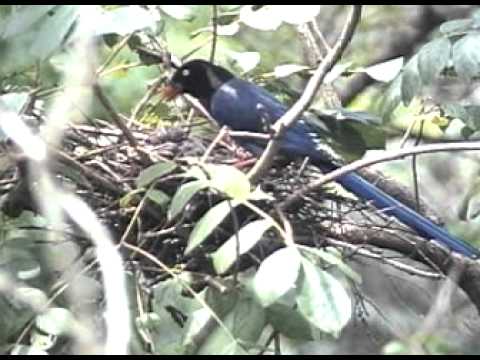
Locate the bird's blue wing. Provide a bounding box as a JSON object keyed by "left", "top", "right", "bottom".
{"left": 210, "top": 78, "right": 341, "bottom": 164}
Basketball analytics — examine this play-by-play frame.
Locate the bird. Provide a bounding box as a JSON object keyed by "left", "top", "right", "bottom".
{"left": 162, "top": 59, "right": 480, "bottom": 259}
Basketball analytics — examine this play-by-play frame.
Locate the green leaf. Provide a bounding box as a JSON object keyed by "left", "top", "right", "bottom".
{"left": 185, "top": 291, "right": 265, "bottom": 355}
{"left": 364, "top": 57, "right": 404, "bottom": 83}
{"left": 0, "top": 5, "right": 80, "bottom": 75}
{"left": 135, "top": 161, "right": 177, "bottom": 188}
{"left": 296, "top": 259, "right": 351, "bottom": 336}
{"left": 300, "top": 247, "right": 361, "bottom": 284}
{"left": 417, "top": 37, "right": 451, "bottom": 85}
{"left": 15, "top": 287, "right": 48, "bottom": 310}
{"left": 35, "top": 307, "right": 75, "bottom": 336}
{"left": 136, "top": 311, "right": 185, "bottom": 355}
{"left": 205, "top": 164, "right": 251, "bottom": 201}
{"left": 464, "top": 105, "right": 480, "bottom": 130}
{"left": 29, "top": 6, "right": 79, "bottom": 59}
{"left": 186, "top": 200, "right": 239, "bottom": 255}
{"left": 266, "top": 303, "right": 314, "bottom": 340}
{"left": 146, "top": 189, "right": 170, "bottom": 208}
{"left": 253, "top": 247, "right": 302, "bottom": 307}
{"left": 400, "top": 55, "right": 421, "bottom": 105}
{"left": 452, "top": 33, "right": 480, "bottom": 79}
{"left": 212, "top": 219, "right": 273, "bottom": 274}
{"left": 382, "top": 73, "right": 403, "bottom": 116}
{"left": 1, "top": 5, "right": 57, "bottom": 38}
{"left": 439, "top": 19, "right": 473, "bottom": 37}
{"left": 168, "top": 180, "right": 208, "bottom": 220}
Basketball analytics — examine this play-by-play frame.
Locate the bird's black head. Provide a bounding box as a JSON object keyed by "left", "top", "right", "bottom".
{"left": 162, "top": 60, "right": 235, "bottom": 105}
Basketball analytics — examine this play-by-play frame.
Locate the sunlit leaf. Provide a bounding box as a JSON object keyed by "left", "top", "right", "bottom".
{"left": 35, "top": 307, "right": 75, "bottom": 336}
{"left": 276, "top": 5, "right": 321, "bottom": 25}
{"left": 253, "top": 247, "right": 302, "bottom": 307}
{"left": 92, "top": 5, "right": 160, "bottom": 37}
{"left": 364, "top": 57, "right": 404, "bottom": 83}
{"left": 160, "top": 5, "right": 195, "bottom": 21}
{"left": 239, "top": 5, "right": 282, "bottom": 31}
{"left": 0, "top": 92, "right": 29, "bottom": 113}
{"left": 273, "top": 64, "right": 309, "bottom": 78}
{"left": 205, "top": 164, "right": 251, "bottom": 200}
{"left": 30, "top": 330, "right": 56, "bottom": 351}
{"left": 296, "top": 259, "right": 351, "bottom": 336}
{"left": 10, "top": 345, "right": 48, "bottom": 356}
{"left": 248, "top": 186, "right": 275, "bottom": 201}
{"left": 212, "top": 219, "right": 273, "bottom": 274}
{"left": 168, "top": 180, "right": 208, "bottom": 220}
{"left": 186, "top": 200, "right": 239, "bottom": 255}
{"left": 217, "top": 23, "right": 240, "bottom": 36}
{"left": 228, "top": 51, "right": 261, "bottom": 73}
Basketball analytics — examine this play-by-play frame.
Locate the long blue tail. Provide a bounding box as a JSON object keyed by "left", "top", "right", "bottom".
{"left": 322, "top": 168, "right": 480, "bottom": 258}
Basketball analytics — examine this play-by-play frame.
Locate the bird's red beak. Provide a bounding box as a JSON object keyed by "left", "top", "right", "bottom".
{"left": 160, "top": 83, "right": 183, "bottom": 101}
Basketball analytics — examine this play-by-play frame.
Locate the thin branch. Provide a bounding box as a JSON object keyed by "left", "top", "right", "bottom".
{"left": 247, "top": 5, "right": 362, "bottom": 183}
{"left": 281, "top": 141, "right": 480, "bottom": 211}
{"left": 307, "top": 20, "right": 332, "bottom": 56}
{"left": 324, "top": 238, "right": 444, "bottom": 279}
{"left": 209, "top": 5, "right": 218, "bottom": 64}
{"left": 92, "top": 83, "right": 138, "bottom": 149}
{"left": 411, "top": 120, "right": 425, "bottom": 211}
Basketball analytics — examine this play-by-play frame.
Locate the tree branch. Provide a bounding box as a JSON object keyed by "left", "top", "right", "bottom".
{"left": 281, "top": 142, "right": 480, "bottom": 211}
{"left": 247, "top": 5, "right": 362, "bottom": 182}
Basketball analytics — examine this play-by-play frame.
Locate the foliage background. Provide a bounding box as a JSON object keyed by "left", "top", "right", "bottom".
{"left": 1, "top": 4, "right": 480, "bottom": 355}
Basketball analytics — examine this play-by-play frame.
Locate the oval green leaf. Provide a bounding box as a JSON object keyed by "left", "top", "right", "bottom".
{"left": 253, "top": 247, "right": 302, "bottom": 307}
{"left": 186, "top": 200, "right": 239, "bottom": 255}
{"left": 212, "top": 219, "right": 273, "bottom": 274}
{"left": 168, "top": 180, "right": 208, "bottom": 220}
{"left": 296, "top": 259, "right": 351, "bottom": 336}
{"left": 136, "top": 161, "right": 177, "bottom": 188}
{"left": 35, "top": 307, "right": 75, "bottom": 336}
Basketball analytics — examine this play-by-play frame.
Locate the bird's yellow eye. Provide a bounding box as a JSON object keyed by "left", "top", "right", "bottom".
{"left": 182, "top": 69, "right": 190, "bottom": 77}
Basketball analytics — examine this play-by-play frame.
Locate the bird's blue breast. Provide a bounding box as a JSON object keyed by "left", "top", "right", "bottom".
{"left": 209, "top": 78, "right": 322, "bottom": 159}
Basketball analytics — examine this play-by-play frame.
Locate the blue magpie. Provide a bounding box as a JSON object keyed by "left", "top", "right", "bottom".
{"left": 163, "top": 59, "right": 480, "bottom": 259}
